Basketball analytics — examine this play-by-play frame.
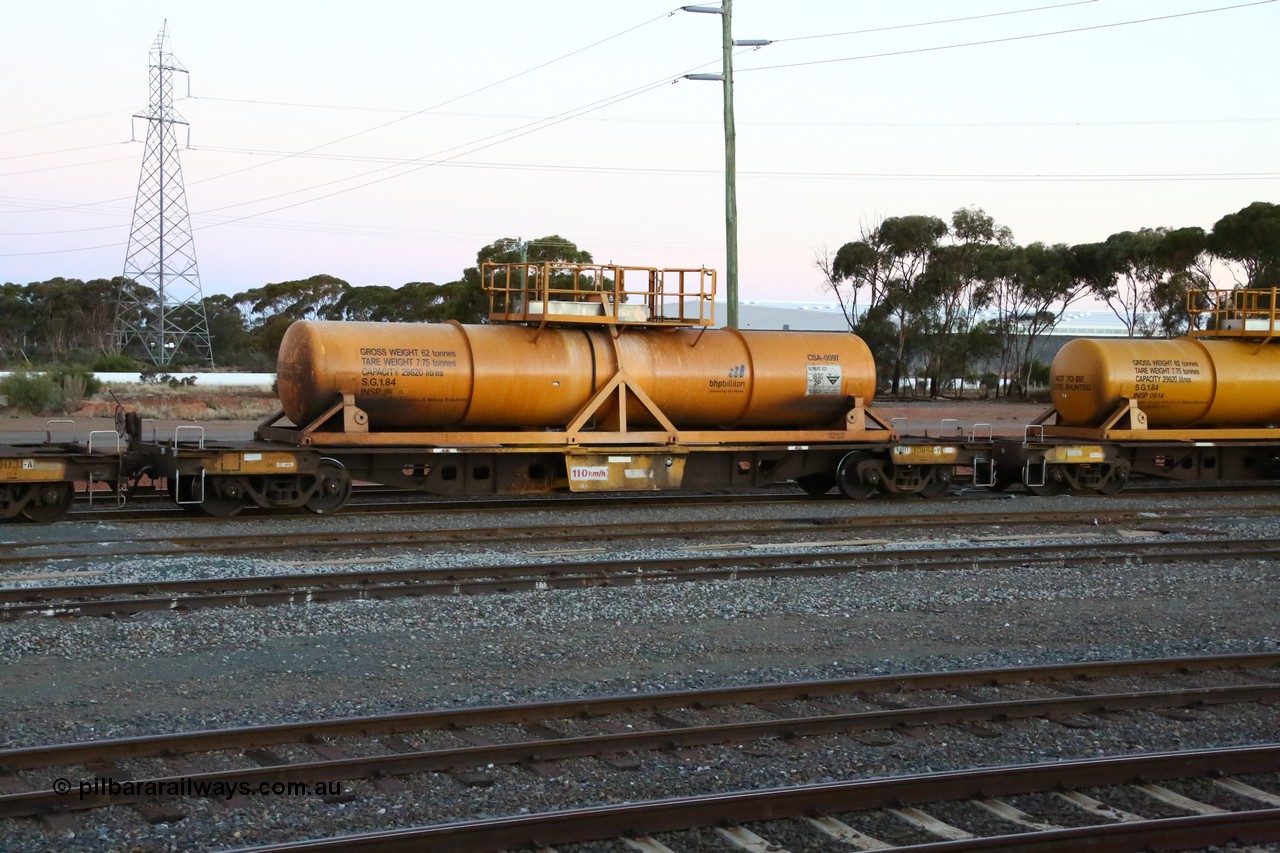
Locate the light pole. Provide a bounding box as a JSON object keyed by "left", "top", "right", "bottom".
{"left": 682, "top": 2, "right": 769, "bottom": 329}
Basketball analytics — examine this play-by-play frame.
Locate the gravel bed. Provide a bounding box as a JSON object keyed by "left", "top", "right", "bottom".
{"left": 1002, "top": 791, "right": 1115, "bottom": 828}
{"left": 0, "top": 489, "right": 1277, "bottom": 851}
{"left": 0, "top": 488, "right": 1274, "bottom": 587}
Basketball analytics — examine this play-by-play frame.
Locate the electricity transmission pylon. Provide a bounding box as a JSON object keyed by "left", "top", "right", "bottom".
{"left": 113, "top": 21, "right": 214, "bottom": 367}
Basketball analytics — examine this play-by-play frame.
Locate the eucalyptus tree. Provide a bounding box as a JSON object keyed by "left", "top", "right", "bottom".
{"left": 868, "top": 216, "right": 949, "bottom": 394}
{"left": 0, "top": 283, "right": 36, "bottom": 365}
{"left": 1088, "top": 229, "right": 1170, "bottom": 337}
{"left": 987, "top": 243, "right": 1093, "bottom": 397}
{"left": 1209, "top": 201, "right": 1280, "bottom": 288}
{"left": 1147, "top": 226, "right": 1214, "bottom": 336}
{"left": 916, "top": 207, "right": 1008, "bottom": 395}
{"left": 817, "top": 219, "right": 892, "bottom": 330}
{"left": 1092, "top": 226, "right": 1228, "bottom": 338}
{"left": 234, "top": 274, "right": 351, "bottom": 358}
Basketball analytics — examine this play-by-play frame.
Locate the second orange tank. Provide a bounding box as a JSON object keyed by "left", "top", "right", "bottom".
{"left": 1051, "top": 337, "right": 1280, "bottom": 428}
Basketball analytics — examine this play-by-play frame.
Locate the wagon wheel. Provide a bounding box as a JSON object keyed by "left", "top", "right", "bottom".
{"left": 20, "top": 482, "right": 74, "bottom": 523}
{"left": 836, "top": 452, "right": 880, "bottom": 501}
{"left": 795, "top": 473, "right": 835, "bottom": 497}
{"left": 1095, "top": 461, "right": 1130, "bottom": 495}
{"left": 305, "top": 459, "right": 352, "bottom": 515}
{"left": 198, "top": 477, "right": 246, "bottom": 518}
{"left": 917, "top": 472, "right": 952, "bottom": 500}
{"left": 0, "top": 484, "right": 25, "bottom": 519}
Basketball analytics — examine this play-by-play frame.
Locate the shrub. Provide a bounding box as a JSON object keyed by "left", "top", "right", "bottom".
{"left": 61, "top": 373, "right": 87, "bottom": 411}
{"left": 0, "top": 372, "right": 61, "bottom": 415}
{"left": 1024, "top": 359, "right": 1051, "bottom": 386}
{"left": 91, "top": 353, "right": 139, "bottom": 372}
{"left": 48, "top": 366, "right": 102, "bottom": 399}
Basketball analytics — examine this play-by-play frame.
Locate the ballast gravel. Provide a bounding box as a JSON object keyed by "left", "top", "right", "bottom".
{"left": 0, "top": 490, "right": 1277, "bottom": 852}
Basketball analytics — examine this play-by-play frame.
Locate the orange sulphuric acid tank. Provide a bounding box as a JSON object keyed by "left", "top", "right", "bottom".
{"left": 276, "top": 320, "right": 877, "bottom": 431}
{"left": 1051, "top": 336, "right": 1280, "bottom": 428}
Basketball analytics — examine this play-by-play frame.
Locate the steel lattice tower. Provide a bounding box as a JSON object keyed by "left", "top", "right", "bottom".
{"left": 113, "top": 22, "right": 214, "bottom": 367}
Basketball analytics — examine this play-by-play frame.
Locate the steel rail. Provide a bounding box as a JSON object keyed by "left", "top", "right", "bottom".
{"left": 22, "top": 499, "right": 1280, "bottom": 558}
{"left": 1, "top": 682, "right": 1276, "bottom": 819}
{"left": 63, "top": 479, "right": 1280, "bottom": 523}
{"left": 65, "top": 489, "right": 823, "bottom": 522}
{"left": 4, "top": 504, "right": 1258, "bottom": 566}
{"left": 232, "top": 744, "right": 1280, "bottom": 852}
{"left": 4, "top": 535, "right": 1279, "bottom": 620}
{"left": 2, "top": 652, "right": 1274, "bottom": 771}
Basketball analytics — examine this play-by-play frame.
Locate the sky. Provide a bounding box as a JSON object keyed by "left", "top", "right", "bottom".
{"left": 1, "top": 0, "right": 1277, "bottom": 304}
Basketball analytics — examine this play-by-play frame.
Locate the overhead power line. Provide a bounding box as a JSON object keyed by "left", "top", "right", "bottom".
{"left": 175, "top": 9, "right": 677, "bottom": 191}
{"left": 5, "top": 157, "right": 1273, "bottom": 243}
{"left": 166, "top": 98, "right": 1280, "bottom": 129}
{"left": 180, "top": 147, "right": 1280, "bottom": 182}
{"left": 771, "top": 0, "right": 1100, "bottom": 42}
{"left": 0, "top": 9, "right": 678, "bottom": 221}
{"left": 0, "top": 142, "right": 131, "bottom": 162}
{"left": 0, "top": 155, "right": 136, "bottom": 178}
{"left": 4, "top": 1, "right": 1273, "bottom": 255}
{"left": 0, "top": 108, "right": 130, "bottom": 136}
{"left": 740, "top": 1, "right": 1277, "bottom": 72}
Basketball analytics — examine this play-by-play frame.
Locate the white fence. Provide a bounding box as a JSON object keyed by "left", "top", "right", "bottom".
{"left": 0, "top": 371, "right": 276, "bottom": 390}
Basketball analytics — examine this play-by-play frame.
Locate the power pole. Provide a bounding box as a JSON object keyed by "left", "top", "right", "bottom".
{"left": 113, "top": 21, "right": 214, "bottom": 367}
{"left": 720, "top": 0, "right": 738, "bottom": 331}
{"left": 682, "top": 2, "right": 769, "bottom": 330}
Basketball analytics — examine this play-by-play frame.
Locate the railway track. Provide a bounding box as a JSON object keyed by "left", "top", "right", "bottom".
{"left": 1, "top": 653, "right": 1275, "bottom": 828}
{"left": 1, "top": 501, "right": 1277, "bottom": 570}
{"left": 239, "top": 745, "right": 1280, "bottom": 852}
{"left": 3, "top": 533, "right": 1279, "bottom": 621}
{"left": 50, "top": 479, "right": 1280, "bottom": 524}
{"left": 62, "top": 488, "right": 826, "bottom": 523}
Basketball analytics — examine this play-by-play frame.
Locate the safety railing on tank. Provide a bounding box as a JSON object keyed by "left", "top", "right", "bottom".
{"left": 482, "top": 262, "right": 717, "bottom": 328}
{"left": 1187, "top": 288, "right": 1280, "bottom": 341}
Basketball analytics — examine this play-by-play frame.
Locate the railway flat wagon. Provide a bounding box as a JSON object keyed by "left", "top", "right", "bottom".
{"left": 993, "top": 289, "right": 1280, "bottom": 494}
{"left": 0, "top": 427, "right": 125, "bottom": 522}
{"left": 238, "top": 262, "right": 993, "bottom": 512}
{"left": 0, "top": 262, "right": 999, "bottom": 521}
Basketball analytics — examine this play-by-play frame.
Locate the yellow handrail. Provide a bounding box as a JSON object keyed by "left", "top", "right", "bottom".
{"left": 1186, "top": 288, "right": 1280, "bottom": 339}
{"left": 482, "top": 262, "right": 717, "bottom": 328}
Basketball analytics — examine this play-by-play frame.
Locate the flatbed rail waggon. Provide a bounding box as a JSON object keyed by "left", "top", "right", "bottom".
{"left": 12, "top": 277, "right": 1280, "bottom": 521}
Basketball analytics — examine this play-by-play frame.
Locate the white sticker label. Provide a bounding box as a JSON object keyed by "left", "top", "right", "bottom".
{"left": 569, "top": 465, "right": 610, "bottom": 481}
{"left": 806, "top": 364, "right": 842, "bottom": 395}
{"left": 242, "top": 453, "right": 263, "bottom": 462}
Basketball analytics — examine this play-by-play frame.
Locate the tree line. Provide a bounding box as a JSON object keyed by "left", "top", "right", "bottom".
{"left": 0, "top": 236, "right": 590, "bottom": 371}
{"left": 819, "top": 200, "right": 1279, "bottom": 396}
{"left": 1, "top": 203, "right": 1276, "bottom": 398}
